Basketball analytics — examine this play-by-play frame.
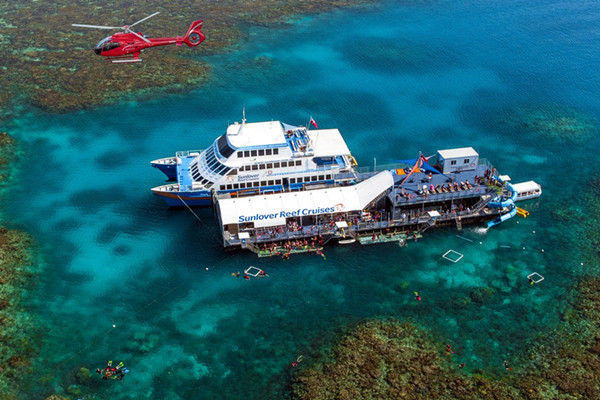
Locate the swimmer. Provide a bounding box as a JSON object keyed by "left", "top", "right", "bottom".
{"left": 414, "top": 291, "right": 421, "bottom": 301}
{"left": 292, "top": 355, "right": 303, "bottom": 367}
{"left": 459, "top": 362, "right": 465, "bottom": 369}
{"left": 528, "top": 277, "right": 534, "bottom": 285}
{"left": 244, "top": 275, "right": 250, "bottom": 280}
{"left": 504, "top": 360, "right": 511, "bottom": 370}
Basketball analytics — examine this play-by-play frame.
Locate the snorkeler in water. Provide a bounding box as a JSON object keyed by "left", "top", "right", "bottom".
{"left": 97, "top": 361, "right": 127, "bottom": 380}
{"left": 291, "top": 355, "right": 303, "bottom": 367}
{"left": 414, "top": 291, "right": 421, "bottom": 301}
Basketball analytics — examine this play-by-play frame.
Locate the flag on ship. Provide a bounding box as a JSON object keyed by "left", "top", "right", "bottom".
{"left": 309, "top": 117, "right": 319, "bottom": 129}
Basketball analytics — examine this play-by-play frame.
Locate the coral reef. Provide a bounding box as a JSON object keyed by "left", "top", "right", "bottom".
{"left": 0, "top": 227, "right": 40, "bottom": 397}
{"left": 291, "top": 320, "right": 522, "bottom": 400}
{"left": 0, "top": 132, "right": 18, "bottom": 185}
{"left": 0, "top": 0, "right": 371, "bottom": 114}
{"left": 502, "top": 104, "right": 597, "bottom": 143}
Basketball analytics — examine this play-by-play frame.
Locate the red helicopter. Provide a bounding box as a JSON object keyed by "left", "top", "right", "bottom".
{"left": 72, "top": 12, "right": 205, "bottom": 63}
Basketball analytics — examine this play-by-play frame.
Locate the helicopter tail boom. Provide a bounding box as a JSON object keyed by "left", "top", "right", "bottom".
{"left": 182, "top": 20, "right": 205, "bottom": 47}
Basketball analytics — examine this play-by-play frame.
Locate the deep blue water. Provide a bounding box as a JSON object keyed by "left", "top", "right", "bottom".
{"left": 4, "top": 0, "right": 600, "bottom": 398}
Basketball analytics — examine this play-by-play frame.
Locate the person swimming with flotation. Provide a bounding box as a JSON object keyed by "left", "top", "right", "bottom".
{"left": 414, "top": 291, "right": 421, "bottom": 301}
{"left": 291, "top": 355, "right": 303, "bottom": 367}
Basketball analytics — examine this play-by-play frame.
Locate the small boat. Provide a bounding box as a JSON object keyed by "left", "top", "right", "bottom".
{"left": 338, "top": 238, "right": 356, "bottom": 244}
{"left": 512, "top": 181, "right": 542, "bottom": 201}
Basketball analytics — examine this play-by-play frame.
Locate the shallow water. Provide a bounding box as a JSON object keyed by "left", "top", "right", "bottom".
{"left": 4, "top": 0, "right": 600, "bottom": 398}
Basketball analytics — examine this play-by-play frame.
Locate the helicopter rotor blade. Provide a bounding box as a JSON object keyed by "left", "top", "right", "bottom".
{"left": 72, "top": 24, "right": 123, "bottom": 30}
{"left": 129, "top": 12, "right": 160, "bottom": 28}
{"left": 128, "top": 30, "right": 151, "bottom": 43}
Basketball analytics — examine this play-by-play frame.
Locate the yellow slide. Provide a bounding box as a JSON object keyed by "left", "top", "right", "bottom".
{"left": 516, "top": 207, "right": 529, "bottom": 218}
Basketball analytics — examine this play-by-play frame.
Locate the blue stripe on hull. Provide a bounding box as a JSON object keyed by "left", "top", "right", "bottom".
{"left": 153, "top": 192, "right": 212, "bottom": 207}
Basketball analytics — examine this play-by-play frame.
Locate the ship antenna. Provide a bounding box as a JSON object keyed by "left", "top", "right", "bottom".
{"left": 242, "top": 107, "right": 246, "bottom": 124}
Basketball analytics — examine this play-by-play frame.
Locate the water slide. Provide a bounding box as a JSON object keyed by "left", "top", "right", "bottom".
{"left": 486, "top": 178, "right": 518, "bottom": 228}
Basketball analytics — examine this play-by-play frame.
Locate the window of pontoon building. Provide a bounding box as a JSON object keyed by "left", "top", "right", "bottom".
{"left": 450, "top": 160, "right": 457, "bottom": 165}
{"left": 463, "top": 159, "right": 469, "bottom": 164}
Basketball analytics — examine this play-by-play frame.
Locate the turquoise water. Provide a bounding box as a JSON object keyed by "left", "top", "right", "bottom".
{"left": 5, "top": 0, "right": 600, "bottom": 398}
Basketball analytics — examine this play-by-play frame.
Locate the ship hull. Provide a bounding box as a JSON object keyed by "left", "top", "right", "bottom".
{"left": 151, "top": 158, "right": 177, "bottom": 180}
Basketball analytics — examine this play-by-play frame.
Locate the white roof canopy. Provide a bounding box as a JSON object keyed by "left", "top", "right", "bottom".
{"left": 226, "top": 120, "right": 288, "bottom": 148}
{"left": 217, "top": 171, "right": 394, "bottom": 226}
{"left": 308, "top": 129, "right": 351, "bottom": 157}
{"left": 438, "top": 147, "right": 479, "bottom": 159}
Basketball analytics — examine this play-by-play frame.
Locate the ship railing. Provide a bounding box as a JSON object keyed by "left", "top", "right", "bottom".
{"left": 354, "top": 162, "right": 412, "bottom": 175}
{"left": 393, "top": 186, "right": 496, "bottom": 205}
{"left": 175, "top": 149, "right": 205, "bottom": 158}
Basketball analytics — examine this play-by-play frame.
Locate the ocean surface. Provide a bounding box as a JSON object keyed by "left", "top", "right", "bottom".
{"left": 4, "top": 0, "right": 600, "bottom": 398}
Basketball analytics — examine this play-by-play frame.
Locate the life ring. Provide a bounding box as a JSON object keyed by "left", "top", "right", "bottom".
{"left": 409, "top": 194, "right": 416, "bottom": 199}
{"left": 267, "top": 170, "right": 273, "bottom": 175}
{"left": 470, "top": 162, "right": 475, "bottom": 167}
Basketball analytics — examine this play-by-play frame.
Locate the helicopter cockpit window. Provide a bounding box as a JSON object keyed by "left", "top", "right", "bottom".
{"left": 103, "top": 42, "right": 120, "bottom": 51}
{"left": 95, "top": 37, "right": 111, "bottom": 50}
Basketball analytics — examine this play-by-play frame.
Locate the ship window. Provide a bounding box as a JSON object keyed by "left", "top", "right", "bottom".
{"left": 450, "top": 160, "right": 457, "bottom": 165}
{"left": 275, "top": 179, "right": 281, "bottom": 185}
{"left": 253, "top": 181, "right": 259, "bottom": 187}
{"left": 227, "top": 184, "right": 233, "bottom": 190}
{"left": 258, "top": 149, "right": 265, "bottom": 156}
{"left": 295, "top": 160, "right": 302, "bottom": 166}
{"left": 216, "top": 134, "right": 235, "bottom": 158}
{"left": 273, "top": 149, "right": 279, "bottom": 155}
{"left": 220, "top": 185, "right": 225, "bottom": 190}
{"left": 233, "top": 183, "right": 239, "bottom": 189}
{"left": 311, "top": 176, "right": 317, "bottom": 182}
{"left": 244, "top": 150, "right": 250, "bottom": 157}
{"left": 259, "top": 164, "right": 266, "bottom": 170}
{"left": 290, "top": 178, "right": 296, "bottom": 184}
{"left": 318, "top": 175, "right": 324, "bottom": 180}
{"left": 266, "top": 149, "right": 272, "bottom": 155}
{"left": 463, "top": 159, "right": 469, "bottom": 164}
{"left": 238, "top": 151, "right": 244, "bottom": 158}
{"left": 240, "top": 183, "right": 245, "bottom": 188}
{"left": 261, "top": 181, "right": 266, "bottom": 186}
{"left": 297, "top": 177, "right": 303, "bottom": 183}
{"left": 326, "top": 174, "right": 331, "bottom": 179}
{"left": 266, "top": 163, "right": 273, "bottom": 169}
{"left": 251, "top": 150, "right": 257, "bottom": 157}
{"left": 279, "top": 162, "right": 286, "bottom": 168}
{"left": 268, "top": 180, "right": 274, "bottom": 185}
{"left": 252, "top": 165, "right": 258, "bottom": 171}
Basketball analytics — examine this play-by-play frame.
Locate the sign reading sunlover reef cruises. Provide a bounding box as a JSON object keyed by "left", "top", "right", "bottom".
{"left": 238, "top": 204, "right": 345, "bottom": 223}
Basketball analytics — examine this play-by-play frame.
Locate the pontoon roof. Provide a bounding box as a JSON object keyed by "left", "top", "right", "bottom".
{"left": 217, "top": 171, "right": 394, "bottom": 227}
{"left": 437, "top": 147, "right": 479, "bottom": 159}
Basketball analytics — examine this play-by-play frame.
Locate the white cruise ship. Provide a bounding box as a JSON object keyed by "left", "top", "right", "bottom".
{"left": 151, "top": 118, "right": 358, "bottom": 206}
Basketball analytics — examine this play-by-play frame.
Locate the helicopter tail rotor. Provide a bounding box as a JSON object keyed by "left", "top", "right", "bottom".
{"left": 182, "top": 20, "right": 205, "bottom": 47}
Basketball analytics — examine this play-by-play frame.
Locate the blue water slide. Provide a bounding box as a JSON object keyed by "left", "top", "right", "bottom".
{"left": 487, "top": 178, "right": 518, "bottom": 228}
